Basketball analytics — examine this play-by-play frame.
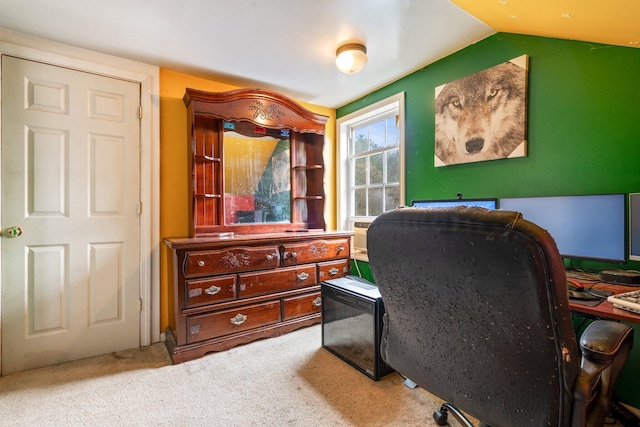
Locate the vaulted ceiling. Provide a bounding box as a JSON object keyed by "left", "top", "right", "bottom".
{"left": 453, "top": 0, "right": 640, "bottom": 49}
{"left": 0, "top": 0, "right": 637, "bottom": 108}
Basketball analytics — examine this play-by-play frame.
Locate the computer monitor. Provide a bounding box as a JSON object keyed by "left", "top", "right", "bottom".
{"left": 411, "top": 198, "right": 497, "bottom": 210}
{"left": 499, "top": 194, "right": 626, "bottom": 263}
{"left": 630, "top": 193, "right": 640, "bottom": 261}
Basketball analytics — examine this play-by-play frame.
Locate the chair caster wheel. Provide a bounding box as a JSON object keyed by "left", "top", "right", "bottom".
{"left": 433, "top": 408, "right": 449, "bottom": 426}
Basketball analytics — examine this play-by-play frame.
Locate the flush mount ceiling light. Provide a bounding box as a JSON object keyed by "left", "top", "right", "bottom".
{"left": 336, "top": 43, "right": 367, "bottom": 74}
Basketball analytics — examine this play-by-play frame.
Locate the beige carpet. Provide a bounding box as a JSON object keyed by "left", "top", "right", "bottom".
{"left": 0, "top": 324, "right": 460, "bottom": 427}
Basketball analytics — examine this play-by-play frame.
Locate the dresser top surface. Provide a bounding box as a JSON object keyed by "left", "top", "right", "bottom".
{"left": 164, "top": 230, "right": 354, "bottom": 251}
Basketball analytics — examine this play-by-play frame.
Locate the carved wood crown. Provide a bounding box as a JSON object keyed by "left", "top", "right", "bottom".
{"left": 249, "top": 100, "right": 285, "bottom": 123}
{"left": 183, "top": 88, "right": 328, "bottom": 135}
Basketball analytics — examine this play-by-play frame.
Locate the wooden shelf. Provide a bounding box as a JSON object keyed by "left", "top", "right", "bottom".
{"left": 194, "top": 193, "right": 221, "bottom": 199}
{"left": 194, "top": 155, "right": 220, "bottom": 162}
{"left": 294, "top": 196, "right": 324, "bottom": 200}
{"left": 293, "top": 165, "right": 323, "bottom": 170}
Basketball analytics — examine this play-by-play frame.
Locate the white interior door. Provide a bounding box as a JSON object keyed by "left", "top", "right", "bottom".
{"left": 1, "top": 55, "right": 141, "bottom": 374}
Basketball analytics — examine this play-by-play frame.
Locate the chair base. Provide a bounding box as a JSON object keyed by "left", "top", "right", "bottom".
{"left": 433, "top": 403, "right": 475, "bottom": 427}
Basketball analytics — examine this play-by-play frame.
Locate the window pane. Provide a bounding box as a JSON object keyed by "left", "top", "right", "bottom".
{"left": 354, "top": 188, "right": 367, "bottom": 216}
{"left": 353, "top": 127, "right": 369, "bottom": 155}
{"left": 385, "top": 185, "right": 400, "bottom": 212}
{"left": 386, "top": 149, "right": 399, "bottom": 183}
{"left": 343, "top": 95, "right": 403, "bottom": 228}
{"left": 369, "top": 187, "right": 383, "bottom": 216}
{"left": 369, "top": 120, "right": 386, "bottom": 149}
{"left": 354, "top": 157, "right": 367, "bottom": 185}
{"left": 386, "top": 116, "right": 399, "bottom": 146}
{"left": 370, "top": 153, "right": 383, "bottom": 184}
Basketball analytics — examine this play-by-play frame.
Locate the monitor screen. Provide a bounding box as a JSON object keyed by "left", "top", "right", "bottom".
{"left": 630, "top": 193, "right": 640, "bottom": 261}
{"left": 411, "top": 198, "right": 497, "bottom": 210}
{"left": 500, "top": 194, "right": 626, "bottom": 263}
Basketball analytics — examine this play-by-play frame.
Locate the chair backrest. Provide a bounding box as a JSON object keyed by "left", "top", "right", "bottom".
{"left": 367, "top": 207, "right": 580, "bottom": 427}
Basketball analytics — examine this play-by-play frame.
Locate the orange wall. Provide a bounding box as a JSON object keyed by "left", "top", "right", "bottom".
{"left": 159, "top": 69, "right": 336, "bottom": 330}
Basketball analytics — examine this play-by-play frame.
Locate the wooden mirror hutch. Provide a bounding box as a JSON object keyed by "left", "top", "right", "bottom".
{"left": 164, "top": 88, "right": 352, "bottom": 363}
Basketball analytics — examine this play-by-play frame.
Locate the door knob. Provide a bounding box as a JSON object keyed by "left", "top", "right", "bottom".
{"left": 1, "top": 226, "right": 23, "bottom": 238}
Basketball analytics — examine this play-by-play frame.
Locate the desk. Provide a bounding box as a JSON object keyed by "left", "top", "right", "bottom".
{"left": 569, "top": 281, "right": 640, "bottom": 324}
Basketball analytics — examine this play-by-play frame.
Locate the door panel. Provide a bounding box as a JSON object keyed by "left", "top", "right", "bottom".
{"left": 29, "top": 244, "right": 67, "bottom": 334}
{"left": 1, "top": 55, "right": 141, "bottom": 374}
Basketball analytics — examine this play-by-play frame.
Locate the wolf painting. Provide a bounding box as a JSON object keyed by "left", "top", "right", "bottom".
{"left": 434, "top": 55, "right": 528, "bottom": 166}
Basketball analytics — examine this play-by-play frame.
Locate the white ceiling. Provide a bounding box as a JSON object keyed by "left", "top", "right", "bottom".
{"left": 0, "top": 0, "right": 495, "bottom": 108}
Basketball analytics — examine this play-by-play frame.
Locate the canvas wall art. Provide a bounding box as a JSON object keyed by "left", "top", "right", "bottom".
{"left": 434, "top": 54, "right": 528, "bottom": 167}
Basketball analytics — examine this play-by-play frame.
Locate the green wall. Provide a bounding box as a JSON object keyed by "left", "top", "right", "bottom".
{"left": 339, "top": 33, "right": 640, "bottom": 204}
{"left": 340, "top": 32, "right": 640, "bottom": 271}
{"left": 339, "top": 33, "right": 640, "bottom": 407}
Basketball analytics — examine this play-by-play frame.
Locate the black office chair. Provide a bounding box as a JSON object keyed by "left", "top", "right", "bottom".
{"left": 367, "top": 207, "right": 634, "bottom": 427}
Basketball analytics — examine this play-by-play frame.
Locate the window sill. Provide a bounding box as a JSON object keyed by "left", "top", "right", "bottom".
{"left": 351, "top": 250, "right": 369, "bottom": 263}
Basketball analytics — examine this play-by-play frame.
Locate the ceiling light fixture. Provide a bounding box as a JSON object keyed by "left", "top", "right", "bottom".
{"left": 336, "top": 43, "right": 367, "bottom": 74}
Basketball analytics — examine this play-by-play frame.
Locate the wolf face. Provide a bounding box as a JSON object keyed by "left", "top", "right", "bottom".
{"left": 435, "top": 60, "right": 527, "bottom": 166}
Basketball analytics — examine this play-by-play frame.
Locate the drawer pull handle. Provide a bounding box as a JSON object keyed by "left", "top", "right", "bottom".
{"left": 312, "top": 297, "right": 322, "bottom": 307}
{"left": 337, "top": 246, "right": 345, "bottom": 252}
{"left": 290, "top": 251, "right": 297, "bottom": 258}
{"left": 230, "top": 313, "right": 247, "bottom": 325}
{"left": 266, "top": 253, "right": 278, "bottom": 261}
{"left": 204, "top": 285, "right": 221, "bottom": 295}
{"left": 197, "top": 260, "right": 205, "bottom": 267}
{"left": 297, "top": 272, "right": 309, "bottom": 281}
{"left": 329, "top": 267, "right": 339, "bottom": 276}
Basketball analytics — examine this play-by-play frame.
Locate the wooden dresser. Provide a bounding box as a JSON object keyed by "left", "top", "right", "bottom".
{"left": 164, "top": 231, "right": 351, "bottom": 363}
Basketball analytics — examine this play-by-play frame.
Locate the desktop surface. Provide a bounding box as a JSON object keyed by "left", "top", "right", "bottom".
{"left": 569, "top": 281, "right": 640, "bottom": 323}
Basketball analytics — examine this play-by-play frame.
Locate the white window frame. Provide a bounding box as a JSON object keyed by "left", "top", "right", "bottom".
{"left": 337, "top": 92, "right": 405, "bottom": 261}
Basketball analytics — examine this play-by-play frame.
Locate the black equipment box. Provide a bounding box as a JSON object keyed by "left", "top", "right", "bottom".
{"left": 321, "top": 276, "right": 394, "bottom": 381}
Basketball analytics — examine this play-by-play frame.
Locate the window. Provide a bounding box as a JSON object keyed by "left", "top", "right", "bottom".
{"left": 337, "top": 93, "right": 405, "bottom": 258}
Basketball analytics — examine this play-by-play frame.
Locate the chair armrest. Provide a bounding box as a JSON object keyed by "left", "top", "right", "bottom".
{"left": 579, "top": 320, "right": 634, "bottom": 363}
{"left": 572, "top": 320, "right": 634, "bottom": 427}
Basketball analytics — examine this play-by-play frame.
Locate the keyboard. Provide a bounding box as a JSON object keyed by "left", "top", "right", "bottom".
{"left": 607, "top": 289, "right": 640, "bottom": 315}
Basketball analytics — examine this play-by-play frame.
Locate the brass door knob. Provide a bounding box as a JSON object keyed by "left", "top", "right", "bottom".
{"left": 1, "top": 226, "right": 23, "bottom": 238}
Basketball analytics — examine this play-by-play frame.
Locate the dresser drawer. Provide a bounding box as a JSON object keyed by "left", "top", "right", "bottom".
{"left": 318, "top": 259, "right": 350, "bottom": 281}
{"left": 186, "top": 301, "right": 281, "bottom": 343}
{"left": 238, "top": 264, "right": 317, "bottom": 298}
{"left": 283, "top": 292, "right": 322, "bottom": 320}
{"left": 185, "top": 275, "right": 237, "bottom": 308}
{"left": 281, "top": 239, "right": 350, "bottom": 266}
{"left": 184, "top": 245, "right": 280, "bottom": 277}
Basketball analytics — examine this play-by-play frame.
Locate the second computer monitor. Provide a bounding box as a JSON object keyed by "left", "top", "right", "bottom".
{"left": 411, "top": 198, "right": 497, "bottom": 210}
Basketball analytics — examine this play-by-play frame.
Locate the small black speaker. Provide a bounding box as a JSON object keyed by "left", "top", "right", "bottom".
{"left": 600, "top": 269, "right": 640, "bottom": 285}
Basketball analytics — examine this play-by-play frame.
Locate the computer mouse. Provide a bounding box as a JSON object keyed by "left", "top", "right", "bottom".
{"left": 567, "top": 279, "right": 584, "bottom": 292}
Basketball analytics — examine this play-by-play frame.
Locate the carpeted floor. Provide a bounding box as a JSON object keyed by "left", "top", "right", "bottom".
{"left": 0, "top": 325, "right": 458, "bottom": 427}
{"left": 1, "top": 324, "right": 630, "bottom": 427}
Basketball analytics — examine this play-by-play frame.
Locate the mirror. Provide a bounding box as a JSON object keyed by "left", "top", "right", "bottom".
{"left": 223, "top": 121, "right": 291, "bottom": 225}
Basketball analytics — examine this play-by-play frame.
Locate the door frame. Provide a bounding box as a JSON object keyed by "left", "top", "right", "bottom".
{"left": 0, "top": 28, "right": 160, "bottom": 370}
